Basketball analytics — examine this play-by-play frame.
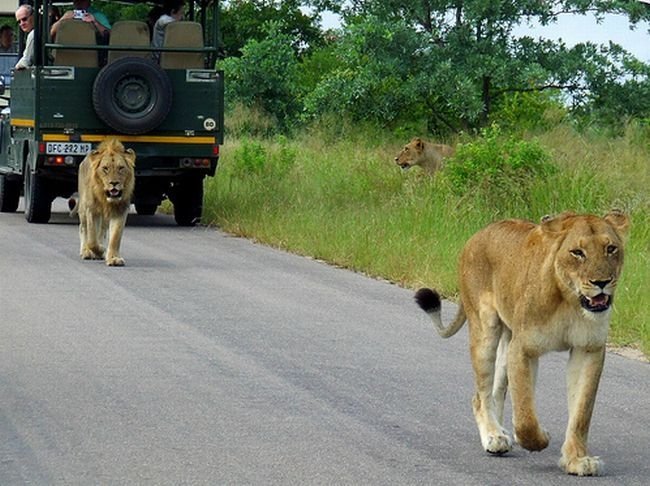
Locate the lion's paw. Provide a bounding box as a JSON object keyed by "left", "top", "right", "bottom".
{"left": 560, "top": 455, "right": 604, "bottom": 476}
{"left": 106, "top": 256, "right": 125, "bottom": 267}
{"left": 81, "top": 248, "right": 104, "bottom": 260}
{"left": 514, "top": 427, "right": 550, "bottom": 452}
{"left": 485, "top": 432, "right": 513, "bottom": 455}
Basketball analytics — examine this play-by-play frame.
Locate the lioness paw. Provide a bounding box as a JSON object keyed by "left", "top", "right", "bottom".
{"left": 560, "top": 455, "right": 604, "bottom": 476}
{"left": 106, "top": 256, "right": 125, "bottom": 267}
{"left": 485, "top": 433, "right": 513, "bottom": 455}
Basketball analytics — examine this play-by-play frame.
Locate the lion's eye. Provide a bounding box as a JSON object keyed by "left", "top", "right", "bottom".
{"left": 102, "top": 166, "right": 109, "bottom": 174}
{"left": 606, "top": 245, "right": 618, "bottom": 255}
{"left": 570, "top": 249, "right": 585, "bottom": 259}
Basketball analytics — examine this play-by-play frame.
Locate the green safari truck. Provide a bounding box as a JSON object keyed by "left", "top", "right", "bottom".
{"left": 0, "top": 0, "right": 224, "bottom": 225}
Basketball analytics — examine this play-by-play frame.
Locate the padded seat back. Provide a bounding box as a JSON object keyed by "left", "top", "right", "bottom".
{"left": 53, "top": 19, "right": 97, "bottom": 67}
{"left": 160, "top": 21, "right": 204, "bottom": 69}
{"left": 108, "top": 21, "right": 151, "bottom": 64}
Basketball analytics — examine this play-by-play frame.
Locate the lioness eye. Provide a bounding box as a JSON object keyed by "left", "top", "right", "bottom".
{"left": 570, "top": 249, "right": 585, "bottom": 259}
{"left": 102, "top": 166, "right": 109, "bottom": 174}
{"left": 606, "top": 245, "right": 618, "bottom": 255}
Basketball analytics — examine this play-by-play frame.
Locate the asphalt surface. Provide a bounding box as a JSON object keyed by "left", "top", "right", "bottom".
{"left": 0, "top": 200, "right": 648, "bottom": 485}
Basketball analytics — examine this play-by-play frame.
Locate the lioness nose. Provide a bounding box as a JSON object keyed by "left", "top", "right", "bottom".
{"left": 590, "top": 279, "right": 612, "bottom": 289}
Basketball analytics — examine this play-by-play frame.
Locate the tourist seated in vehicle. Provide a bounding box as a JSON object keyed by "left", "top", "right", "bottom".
{"left": 0, "top": 25, "right": 16, "bottom": 53}
{"left": 151, "top": 0, "right": 185, "bottom": 62}
{"left": 15, "top": 4, "right": 34, "bottom": 70}
{"left": 50, "top": 0, "right": 111, "bottom": 41}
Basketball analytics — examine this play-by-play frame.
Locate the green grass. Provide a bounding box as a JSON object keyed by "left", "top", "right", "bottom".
{"left": 201, "top": 121, "right": 650, "bottom": 358}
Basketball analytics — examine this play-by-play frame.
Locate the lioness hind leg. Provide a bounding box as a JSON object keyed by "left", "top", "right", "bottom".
{"left": 469, "top": 311, "right": 513, "bottom": 455}
{"left": 559, "top": 347, "right": 605, "bottom": 476}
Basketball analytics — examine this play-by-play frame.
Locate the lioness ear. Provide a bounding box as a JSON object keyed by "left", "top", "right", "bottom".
{"left": 414, "top": 137, "right": 424, "bottom": 150}
{"left": 539, "top": 211, "right": 576, "bottom": 233}
{"left": 604, "top": 209, "right": 630, "bottom": 241}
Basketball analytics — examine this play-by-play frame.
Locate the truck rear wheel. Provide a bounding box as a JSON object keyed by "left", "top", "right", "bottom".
{"left": 172, "top": 176, "right": 203, "bottom": 227}
{"left": 24, "top": 167, "right": 51, "bottom": 223}
{"left": 0, "top": 174, "right": 21, "bottom": 212}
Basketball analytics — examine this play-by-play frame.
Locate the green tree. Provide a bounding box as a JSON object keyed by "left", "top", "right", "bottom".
{"left": 222, "top": 21, "right": 301, "bottom": 125}
{"left": 303, "top": 1, "right": 650, "bottom": 131}
{"left": 221, "top": 0, "right": 323, "bottom": 57}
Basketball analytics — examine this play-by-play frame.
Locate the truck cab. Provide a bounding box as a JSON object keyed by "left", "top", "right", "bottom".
{"left": 0, "top": 0, "right": 224, "bottom": 225}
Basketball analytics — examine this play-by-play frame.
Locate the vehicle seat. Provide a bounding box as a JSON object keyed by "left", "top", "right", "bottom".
{"left": 108, "top": 21, "right": 150, "bottom": 64}
{"left": 53, "top": 19, "right": 98, "bottom": 67}
{"left": 160, "top": 21, "right": 204, "bottom": 69}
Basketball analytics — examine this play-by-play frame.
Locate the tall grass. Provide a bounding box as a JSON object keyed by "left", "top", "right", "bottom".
{"left": 202, "top": 119, "right": 649, "bottom": 357}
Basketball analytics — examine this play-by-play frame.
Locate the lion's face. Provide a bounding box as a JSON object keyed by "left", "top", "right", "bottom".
{"left": 91, "top": 146, "right": 136, "bottom": 204}
{"left": 394, "top": 138, "right": 425, "bottom": 169}
{"left": 552, "top": 213, "right": 628, "bottom": 314}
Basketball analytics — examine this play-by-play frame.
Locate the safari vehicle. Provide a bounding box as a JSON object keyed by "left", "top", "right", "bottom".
{"left": 0, "top": 0, "right": 224, "bottom": 225}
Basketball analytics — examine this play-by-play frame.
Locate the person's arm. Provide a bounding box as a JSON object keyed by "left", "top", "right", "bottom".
{"left": 15, "top": 30, "right": 34, "bottom": 69}
{"left": 50, "top": 10, "right": 74, "bottom": 39}
{"left": 83, "top": 12, "right": 110, "bottom": 36}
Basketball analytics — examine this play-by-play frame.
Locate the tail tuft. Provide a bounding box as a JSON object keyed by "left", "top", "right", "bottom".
{"left": 415, "top": 288, "right": 441, "bottom": 313}
{"left": 68, "top": 193, "right": 78, "bottom": 216}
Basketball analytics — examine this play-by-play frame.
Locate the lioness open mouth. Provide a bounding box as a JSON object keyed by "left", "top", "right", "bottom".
{"left": 580, "top": 294, "right": 612, "bottom": 313}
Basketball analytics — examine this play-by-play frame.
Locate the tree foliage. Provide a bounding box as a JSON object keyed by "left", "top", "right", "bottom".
{"left": 221, "top": 21, "right": 301, "bottom": 126}
{"left": 223, "top": 1, "right": 650, "bottom": 132}
{"left": 221, "top": 0, "right": 323, "bottom": 57}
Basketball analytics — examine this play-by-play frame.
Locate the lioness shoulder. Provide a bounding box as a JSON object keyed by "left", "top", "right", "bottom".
{"left": 394, "top": 137, "right": 455, "bottom": 174}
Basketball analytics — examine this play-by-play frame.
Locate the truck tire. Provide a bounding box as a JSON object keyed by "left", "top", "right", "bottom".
{"left": 24, "top": 166, "right": 51, "bottom": 223}
{"left": 92, "top": 57, "right": 173, "bottom": 135}
{"left": 172, "top": 176, "right": 203, "bottom": 227}
{"left": 0, "top": 174, "right": 20, "bottom": 212}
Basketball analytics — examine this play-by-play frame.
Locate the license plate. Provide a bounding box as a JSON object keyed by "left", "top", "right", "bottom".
{"left": 46, "top": 142, "right": 92, "bottom": 155}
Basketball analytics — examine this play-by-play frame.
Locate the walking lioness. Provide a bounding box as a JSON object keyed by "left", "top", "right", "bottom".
{"left": 415, "top": 210, "right": 630, "bottom": 476}
{"left": 76, "top": 138, "right": 136, "bottom": 266}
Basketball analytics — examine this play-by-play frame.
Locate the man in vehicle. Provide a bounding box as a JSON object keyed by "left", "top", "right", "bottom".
{"left": 49, "top": 0, "right": 111, "bottom": 40}
{"left": 14, "top": 3, "right": 34, "bottom": 69}
{"left": 0, "top": 25, "right": 16, "bottom": 53}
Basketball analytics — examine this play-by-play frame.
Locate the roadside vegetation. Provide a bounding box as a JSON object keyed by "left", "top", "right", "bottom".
{"left": 201, "top": 105, "right": 649, "bottom": 357}
{"left": 136, "top": 1, "right": 648, "bottom": 357}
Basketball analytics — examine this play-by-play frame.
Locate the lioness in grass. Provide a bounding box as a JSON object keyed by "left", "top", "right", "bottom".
{"left": 394, "top": 137, "right": 455, "bottom": 174}
{"left": 415, "top": 210, "right": 630, "bottom": 476}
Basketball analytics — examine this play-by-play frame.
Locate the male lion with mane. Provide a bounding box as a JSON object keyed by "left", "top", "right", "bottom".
{"left": 394, "top": 137, "right": 454, "bottom": 174}
{"left": 76, "top": 138, "right": 136, "bottom": 266}
{"left": 415, "top": 210, "right": 630, "bottom": 476}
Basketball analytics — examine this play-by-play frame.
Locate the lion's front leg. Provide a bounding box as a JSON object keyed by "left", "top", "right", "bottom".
{"left": 508, "top": 341, "right": 550, "bottom": 451}
{"left": 79, "top": 209, "right": 105, "bottom": 260}
{"left": 559, "top": 347, "right": 605, "bottom": 476}
{"left": 105, "top": 213, "right": 128, "bottom": 266}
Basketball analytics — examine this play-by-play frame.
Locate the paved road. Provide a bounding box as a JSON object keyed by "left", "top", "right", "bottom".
{"left": 1, "top": 201, "right": 648, "bottom": 485}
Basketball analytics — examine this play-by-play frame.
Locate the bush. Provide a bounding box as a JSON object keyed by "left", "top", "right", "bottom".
{"left": 444, "top": 125, "right": 556, "bottom": 195}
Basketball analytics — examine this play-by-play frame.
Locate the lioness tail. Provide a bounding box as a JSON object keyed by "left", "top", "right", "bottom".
{"left": 415, "top": 288, "right": 466, "bottom": 338}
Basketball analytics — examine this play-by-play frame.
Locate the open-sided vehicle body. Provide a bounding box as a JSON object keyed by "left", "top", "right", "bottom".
{"left": 0, "top": 0, "right": 224, "bottom": 225}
